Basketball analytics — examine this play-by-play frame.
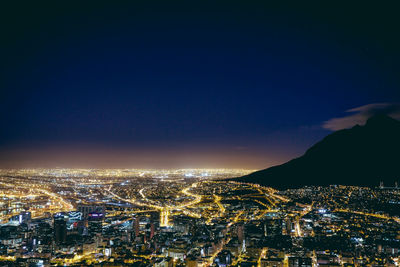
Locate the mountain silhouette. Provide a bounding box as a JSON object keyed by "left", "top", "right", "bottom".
{"left": 235, "top": 114, "right": 400, "bottom": 189}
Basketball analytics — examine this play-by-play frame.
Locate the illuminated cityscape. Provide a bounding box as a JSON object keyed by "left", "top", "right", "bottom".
{"left": 1, "top": 1, "right": 400, "bottom": 266}
{"left": 0, "top": 169, "right": 399, "bottom": 266}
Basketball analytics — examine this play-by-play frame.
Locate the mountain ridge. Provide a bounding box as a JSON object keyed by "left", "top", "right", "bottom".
{"left": 234, "top": 114, "right": 400, "bottom": 189}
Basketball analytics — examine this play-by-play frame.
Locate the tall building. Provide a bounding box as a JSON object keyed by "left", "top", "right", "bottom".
{"left": 54, "top": 214, "right": 67, "bottom": 244}
{"left": 237, "top": 223, "right": 244, "bottom": 244}
{"left": 150, "top": 223, "right": 155, "bottom": 239}
{"left": 284, "top": 218, "right": 294, "bottom": 235}
{"left": 87, "top": 212, "right": 104, "bottom": 236}
{"left": 135, "top": 217, "right": 140, "bottom": 237}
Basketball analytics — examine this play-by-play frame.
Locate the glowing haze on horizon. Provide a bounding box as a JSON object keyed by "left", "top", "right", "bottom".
{"left": 1, "top": 2, "right": 399, "bottom": 169}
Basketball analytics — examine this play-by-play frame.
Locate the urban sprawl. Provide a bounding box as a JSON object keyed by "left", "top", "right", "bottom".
{"left": 0, "top": 169, "right": 399, "bottom": 266}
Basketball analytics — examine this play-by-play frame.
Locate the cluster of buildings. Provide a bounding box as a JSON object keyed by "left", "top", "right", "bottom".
{"left": 0, "top": 171, "right": 399, "bottom": 266}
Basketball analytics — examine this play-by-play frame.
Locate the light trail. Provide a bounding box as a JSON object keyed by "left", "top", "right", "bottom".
{"left": 257, "top": 248, "right": 267, "bottom": 267}
{"left": 36, "top": 188, "right": 74, "bottom": 211}
{"left": 180, "top": 182, "right": 203, "bottom": 208}
{"left": 335, "top": 209, "right": 400, "bottom": 224}
{"left": 213, "top": 194, "right": 225, "bottom": 216}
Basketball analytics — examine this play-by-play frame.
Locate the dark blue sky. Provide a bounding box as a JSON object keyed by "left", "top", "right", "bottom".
{"left": 1, "top": 2, "right": 399, "bottom": 168}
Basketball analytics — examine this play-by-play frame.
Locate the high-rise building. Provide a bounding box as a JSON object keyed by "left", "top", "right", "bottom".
{"left": 237, "top": 223, "right": 244, "bottom": 244}
{"left": 54, "top": 214, "right": 67, "bottom": 244}
{"left": 87, "top": 211, "right": 104, "bottom": 235}
{"left": 150, "top": 223, "right": 155, "bottom": 239}
{"left": 135, "top": 217, "right": 140, "bottom": 237}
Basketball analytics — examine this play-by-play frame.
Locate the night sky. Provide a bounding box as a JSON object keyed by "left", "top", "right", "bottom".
{"left": 1, "top": 2, "right": 400, "bottom": 169}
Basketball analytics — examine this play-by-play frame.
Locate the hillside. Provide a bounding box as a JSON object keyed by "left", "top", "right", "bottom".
{"left": 235, "top": 114, "right": 400, "bottom": 189}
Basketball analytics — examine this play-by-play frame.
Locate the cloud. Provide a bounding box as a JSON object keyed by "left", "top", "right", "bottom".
{"left": 323, "top": 103, "right": 400, "bottom": 131}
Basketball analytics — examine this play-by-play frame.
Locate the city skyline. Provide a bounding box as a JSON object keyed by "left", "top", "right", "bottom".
{"left": 1, "top": 2, "right": 400, "bottom": 266}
